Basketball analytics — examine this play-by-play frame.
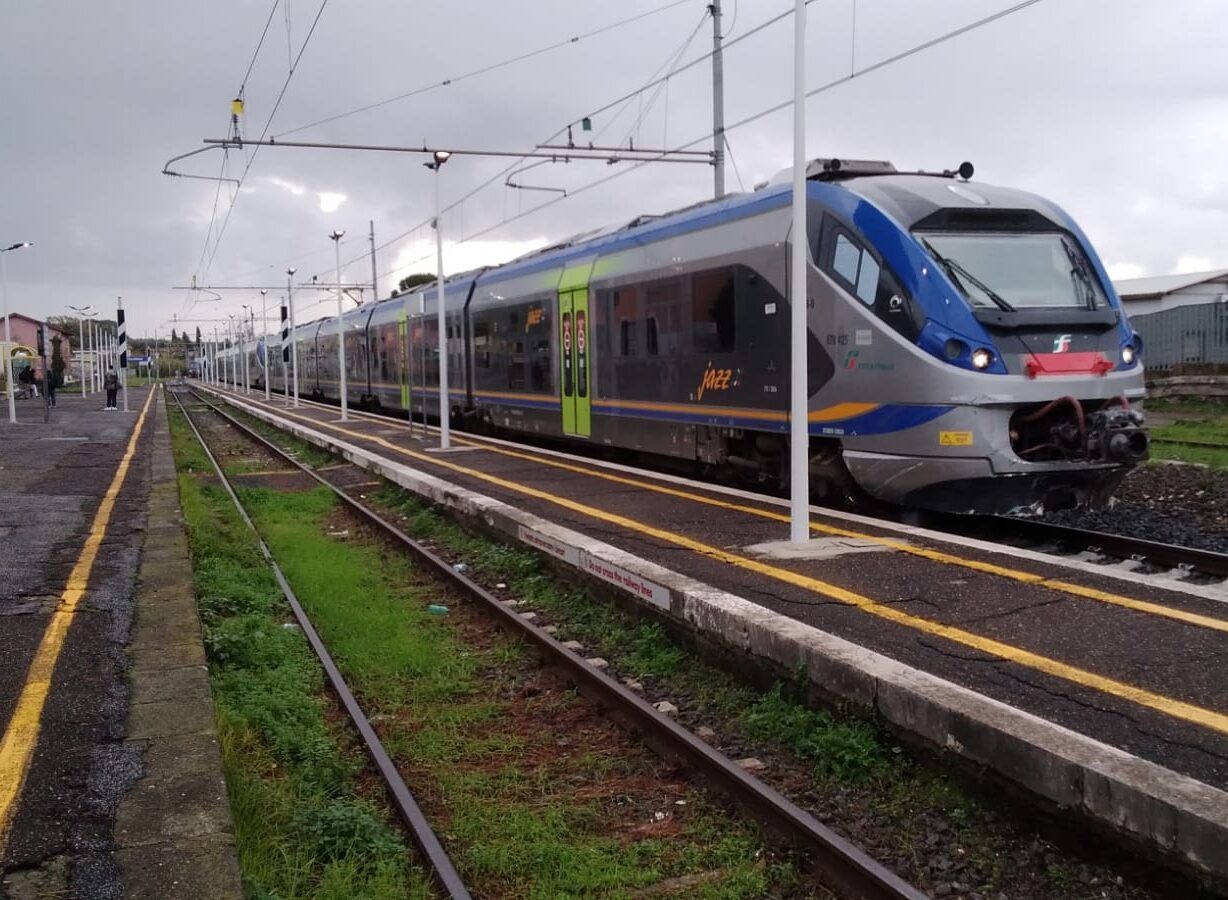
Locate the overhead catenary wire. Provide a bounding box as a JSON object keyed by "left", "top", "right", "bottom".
{"left": 248, "top": 0, "right": 1045, "bottom": 306}
{"left": 374, "top": 0, "right": 1049, "bottom": 284}
{"left": 273, "top": 0, "right": 694, "bottom": 140}
{"left": 200, "top": 0, "right": 332, "bottom": 284}
{"left": 319, "top": 1, "right": 807, "bottom": 281}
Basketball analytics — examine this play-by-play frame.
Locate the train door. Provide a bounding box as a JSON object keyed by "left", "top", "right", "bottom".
{"left": 558, "top": 288, "right": 591, "bottom": 437}
{"left": 397, "top": 311, "right": 408, "bottom": 408}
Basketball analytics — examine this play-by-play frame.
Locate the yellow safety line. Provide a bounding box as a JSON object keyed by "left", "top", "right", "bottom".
{"left": 0, "top": 389, "right": 155, "bottom": 847}
{"left": 224, "top": 392, "right": 1228, "bottom": 736}
{"left": 249, "top": 391, "right": 1228, "bottom": 635}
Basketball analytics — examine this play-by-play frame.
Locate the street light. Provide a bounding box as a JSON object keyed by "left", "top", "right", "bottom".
{"left": 227, "top": 313, "right": 236, "bottom": 390}
{"left": 423, "top": 151, "right": 451, "bottom": 449}
{"left": 2, "top": 241, "right": 33, "bottom": 424}
{"left": 330, "top": 230, "right": 349, "bottom": 421}
{"left": 68, "top": 304, "right": 94, "bottom": 397}
{"left": 287, "top": 267, "right": 299, "bottom": 407}
{"left": 788, "top": 0, "right": 809, "bottom": 543}
{"left": 240, "top": 304, "right": 252, "bottom": 394}
{"left": 259, "top": 288, "right": 270, "bottom": 401}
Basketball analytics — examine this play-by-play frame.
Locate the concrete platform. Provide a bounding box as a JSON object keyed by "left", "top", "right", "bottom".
{"left": 206, "top": 385, "right": 1228, "bottom": 885}
{"left": 0, "top": 388, "right": 240, "bottom": 898}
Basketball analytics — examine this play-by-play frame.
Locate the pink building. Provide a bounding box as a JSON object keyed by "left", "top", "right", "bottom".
{"left": 2, "top": 312, "right": 72, "bottom": 379}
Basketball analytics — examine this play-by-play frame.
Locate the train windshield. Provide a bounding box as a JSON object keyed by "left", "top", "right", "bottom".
{"left": 917, "top": 231, "right": 1108, "bottom": 311}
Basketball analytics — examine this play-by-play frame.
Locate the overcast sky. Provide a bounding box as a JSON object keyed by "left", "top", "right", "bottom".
{"left": 2, "top": 0, "right": 1225, "bottom": 336}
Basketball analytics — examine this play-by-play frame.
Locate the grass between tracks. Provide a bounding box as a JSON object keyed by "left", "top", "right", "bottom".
{"left": 169, "top": 402, "right": 431, "bottom": 900}
{"left": 170, "top": 400, "right": 797, "bottom": 898}
{"left": 1147, "top": 402, "right": 1228, "bottom": 467}
{"left": 209, "top": 398, "right": 1162, "bottom": 898}
{"left": 366, "top": 485, "right": 1159, "bottom": 899}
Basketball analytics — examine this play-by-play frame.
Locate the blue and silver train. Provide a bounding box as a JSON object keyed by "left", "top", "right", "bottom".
{"left": 226, "top": 157, "right": 1149, "bottom": 515}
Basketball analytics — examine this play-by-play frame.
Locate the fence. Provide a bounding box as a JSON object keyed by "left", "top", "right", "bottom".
{"left": 1131, "top": 300, "right": 1228, "bottom": 372}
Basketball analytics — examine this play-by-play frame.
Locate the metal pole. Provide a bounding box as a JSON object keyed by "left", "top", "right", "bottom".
{"left": 261, "top": 289, "right": 270, "bottom": 401}
{"left": 434, "top": 170, "right": 449, "bottom": 449}
{"left": 711, "top": 0, "right": 726, "bottom": 200}
{"left": 789, "top": 0, "right": 809, "bottom": 543}
{"left": 280, "top": 298, "right": 289, "bottom": 405}
{"left": 1, "top": 252, "right": 15, "bottom": 424}
{"left": 332, "top": 231, "right": 349, "bottom": 421}
{"left": 39, "top": 326, "right": 48, "bottom": 424}
{"left": 369, "top": 219, "right": 379, "bottom": 302}
{"left": 410, "top": 287, "right": 419, "bottom": 427}
{"left": 77, "top": 314, "right": 87, "bottom": 396}
{"left": 246, "top": 309, "right": 254, "bottom": 392}
{"left": 287, "top": 268, "right": 300, "bottom": 408}
{"left": 118, "top": 297, "right": 129, "bottom": 413}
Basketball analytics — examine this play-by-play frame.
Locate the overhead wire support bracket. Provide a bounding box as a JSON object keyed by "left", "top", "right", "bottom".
{"left": 161, "top": 145, "right": 241, "bottom": 184}
{"left": 197, "top": 137, "right": 714, "bottom": 165}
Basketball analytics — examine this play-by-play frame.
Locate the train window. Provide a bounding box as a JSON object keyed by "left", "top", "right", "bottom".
{"left": 856, "top": 254, "right": 880, "bottom": 305}
{"left": 692, "top": 269, "right": 736, "bottom": 354}
{"left": 645, "top": 317, "right": 659, "bottom": 356}
{"left": 833, "top": 235, "right": 861, "bottom": 285}
{"left": 821, "top": 217, "right": 924, "bottom": 341}
{"left": 620, "top": 320, "right": 637, "bottom": 357}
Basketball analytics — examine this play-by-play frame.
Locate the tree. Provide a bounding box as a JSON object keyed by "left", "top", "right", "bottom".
{"left": 391, "top": 272, "right": 436, "bottom": 297}
{"left": 171, "top": 328, "right": 178, "bottom": 342}
{"left": 195, "top": 326, "right": 202, "bottom": 347}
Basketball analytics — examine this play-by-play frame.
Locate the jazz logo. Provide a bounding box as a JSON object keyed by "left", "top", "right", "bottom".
{"left": 525, "top": 306, "right": 544, "bottom": 331}
{"left": 696, "top": 363, "right": 734, "bottom": 401}
{"left": 1053, "top": 334, "right": 1073, "bottom": 353}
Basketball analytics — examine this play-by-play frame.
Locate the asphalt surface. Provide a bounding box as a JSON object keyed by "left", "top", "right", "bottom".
{"left": 212, "top": 388, "right": 1228, "bottom": 793}
{"left": 0, "top": 387, "right": 153, "bottom": 899}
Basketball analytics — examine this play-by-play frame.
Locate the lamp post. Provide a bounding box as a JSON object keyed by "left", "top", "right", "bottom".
{"left": 227, "top": 314, "right": 236, "bottom": 390}
{"left": 788, "top": 0, "right": 809, "bottom": 543}
{"left": 240, "top": 304, "right": 251, "bottom": 394}
{"left": 329, "top": 230, "right": 349, "bottom": 421}
{"left": 260, "top": 288, "right": 270, "bottom": 401}
{"left": 2, "top": 241, "right": 33, "bottom": 424}
{"left": 424, "top": 150, "right": 451, "bottom": 449}
{"left": 68, "top": 304, "right": 93, "bottom": 397}
{"left": 287, "top": 267, "right": 299, "bottom": 408}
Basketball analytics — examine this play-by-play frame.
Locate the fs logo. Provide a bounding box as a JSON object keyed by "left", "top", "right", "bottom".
{"left": 1052, "top": 334, "right": 1073, "bottom": 353}
{"left": 844, "top": 350, "right": 859, "bottom": 370}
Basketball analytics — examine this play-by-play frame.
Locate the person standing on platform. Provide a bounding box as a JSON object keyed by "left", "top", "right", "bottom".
{"left": 104, "top": 367, "right": 118, "bottom": 410}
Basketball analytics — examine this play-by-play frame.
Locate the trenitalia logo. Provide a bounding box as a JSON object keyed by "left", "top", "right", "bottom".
{"left": 1053, "top": 334, "right": 1073, "bottom": 353}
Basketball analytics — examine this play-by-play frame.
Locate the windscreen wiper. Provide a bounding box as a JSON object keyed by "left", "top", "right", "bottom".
{"left": 1061, "top": 237, "right": 1098, "bottom": 309}
{"left": 921, "top": 239, "right": 1016, "bottom": 312}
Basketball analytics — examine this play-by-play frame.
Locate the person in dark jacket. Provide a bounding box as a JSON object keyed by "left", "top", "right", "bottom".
{"left": 46, "top": 369, "right": 59, "bottom": 407}
{"left": 17, "top": 365, "right": 35, "bottom": 399}
{"left": 104, "top": 367, "right": 119, "bottom": 410}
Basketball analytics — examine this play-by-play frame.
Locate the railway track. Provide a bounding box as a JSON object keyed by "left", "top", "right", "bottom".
{"left": 168, "top": 388, "right": 472, "bottom": 899}
{"left": 1149, "top": 436, "right": 1228, "bottom": 451}
{"left": 219, "top": 387, "right": 1228, "bottom": 591}
{"left": 180, "top": 386, "right": 924, "bottom": 900}
{"left": 975, "top": 516, "right": 1228, "bottom": 582}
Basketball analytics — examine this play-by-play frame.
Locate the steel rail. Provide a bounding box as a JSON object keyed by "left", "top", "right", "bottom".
{"left": 207, "top": 387, "right": 1228, "bottom": 586}
{"left": 982, "top": 516, "right": 1228, "bottom": 580}
{"left": 167, "top": 388, "right": 472, "bottom": 900}
{"left": 190, "top": 386, "right": 924, "bottom": 900}
{"left": 1150, "top": 436, "right": 1228, "bottom": 451}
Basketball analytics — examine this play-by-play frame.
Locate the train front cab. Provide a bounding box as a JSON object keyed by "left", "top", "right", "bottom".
{"left": 805, "top": 171, "right": 1148, "bottom": 515}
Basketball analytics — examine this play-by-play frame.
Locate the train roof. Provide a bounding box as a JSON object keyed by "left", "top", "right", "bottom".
{"left": 290, "top": 157, "right": 1069, "bottom": 328}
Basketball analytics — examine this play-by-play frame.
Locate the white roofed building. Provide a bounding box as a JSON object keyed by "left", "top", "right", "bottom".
{"left": 1114, "top": 269, "right": 1228, "bottom": 316}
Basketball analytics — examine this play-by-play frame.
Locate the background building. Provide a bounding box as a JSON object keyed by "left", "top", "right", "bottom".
{"left": 1115, "top": 271, "right": 1228, "bottom": 372}
{"left": 1, "top": 313, "right": 73, "bottom": 388}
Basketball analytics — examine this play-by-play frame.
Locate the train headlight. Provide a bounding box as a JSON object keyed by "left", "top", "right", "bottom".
{"left": 971, "top": 348, "right": 994, "bottom": 370}
{"left": 1122, "top": 344, "right": 1136, "bottom": 366}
